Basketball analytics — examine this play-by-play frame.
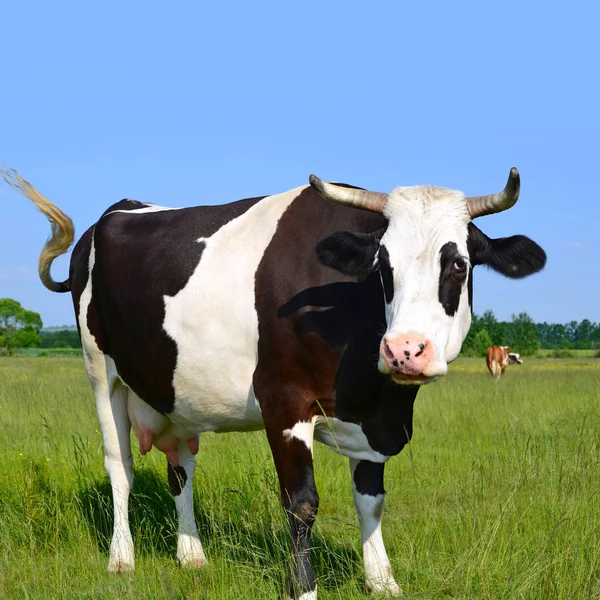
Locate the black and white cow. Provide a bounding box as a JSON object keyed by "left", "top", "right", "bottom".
{"left": 6, "top": 167, "right": 545, "bottom": 599}
{"left": 508, "top": 352, "right": 524, "bottom": 364}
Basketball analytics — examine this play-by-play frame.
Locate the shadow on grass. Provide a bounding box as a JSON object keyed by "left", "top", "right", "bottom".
{"left": 76, "top": 466, "right": 361, "bottom": 591}
{"left": 77, "top": 466, "right": 178, "bottom": 557}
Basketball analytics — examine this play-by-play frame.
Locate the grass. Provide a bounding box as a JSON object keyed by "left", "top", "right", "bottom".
{"left": 17, "top": 348, "right": 83, "bottom": 358}
{"left": 535, "top": 349, "right": 598, "bottom": 359}
{"left": 1, "top": 356, "right": 599, "bottom": 599}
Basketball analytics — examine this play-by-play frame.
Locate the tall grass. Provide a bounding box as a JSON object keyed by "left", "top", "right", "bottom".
{"left": 0, "top": 357, "right": 599, "bottom": 599}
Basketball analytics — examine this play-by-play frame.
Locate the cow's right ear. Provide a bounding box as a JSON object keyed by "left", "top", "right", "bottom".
{"left": 316, "top": 231, "right": 381, "bottom": 279}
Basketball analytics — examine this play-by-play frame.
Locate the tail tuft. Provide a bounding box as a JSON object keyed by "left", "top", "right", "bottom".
{"left": 2, "top": 167, "right": 74, "bottom": 292}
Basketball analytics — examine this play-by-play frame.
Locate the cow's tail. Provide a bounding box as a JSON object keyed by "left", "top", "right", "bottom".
{"left": 2, "top": 167, "right": 73, "bottom": 293}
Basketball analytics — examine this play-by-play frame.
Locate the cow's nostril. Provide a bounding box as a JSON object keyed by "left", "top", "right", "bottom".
{"left": 384, "top": 343, "right": 394, "bottom": 360}
{"left": 414, "top": 342, "right": 426, "bottom": 358}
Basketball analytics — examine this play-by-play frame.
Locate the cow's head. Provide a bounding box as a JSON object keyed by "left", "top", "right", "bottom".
{"left": 311, "top": 169, "right": 545, "bottom": 385}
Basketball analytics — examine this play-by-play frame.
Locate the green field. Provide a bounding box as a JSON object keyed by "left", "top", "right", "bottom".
{"left": 1, "top": 357, "right": 599, "bottom": 599}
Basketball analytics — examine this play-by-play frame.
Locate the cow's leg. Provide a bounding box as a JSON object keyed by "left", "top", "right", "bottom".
{"left": 265, "top": 417, "right": 319, "bottom": 600}
{"left": 91, "top": 361, "right": 135, "bottom": 572}
{"left": 350, "top": 459, "right": 401, "bottom": 597}
{"left": 167, "top": 438, "right": 207, "bottom": 567}
{"left": 125, "top": 389, "right": 205, "bottom": 567}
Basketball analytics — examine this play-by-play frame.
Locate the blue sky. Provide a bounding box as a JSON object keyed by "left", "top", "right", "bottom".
{"left": 1, "top": 0, "right": 598, "bottom": 326}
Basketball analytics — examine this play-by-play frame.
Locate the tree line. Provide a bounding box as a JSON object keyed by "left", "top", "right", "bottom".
{"left": 461, "top": 310, "right": 600, "bottom": 356}
{"left": 0, "top": 298, "right": 80, "bottom": 353}
{"left": 1, "top": 298, "right": 598, "bottom": 357}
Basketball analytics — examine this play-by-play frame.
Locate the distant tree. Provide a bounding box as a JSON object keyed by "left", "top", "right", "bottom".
{"left": 574, "top": 319, "right": 595, "bottom": 349}
{"left": 461, "top": 313, "right": 482, "bottom": 355}
{"left": 39, "top": 328, "right": 82, "bottom": 349}
{"left": 504, "top": 312, "right": 539, "bottom": 356}
{"left": 591, "top": 324, "right": 600, "bottom": 349}
{"left": 480, "top": 310, "right": 501, "bottom": 344}
{"left": 565, "top": 321, "right": 579, "bottom": 344}
{"left": 0, "top": 298, "right": 43, "bottom": 353}
{"left": 462, "top": 312, "right": 598, "bottom": 354}
{"left": 545, "top": 322, "right": 569, "bottom": 348}
{"left": 473, "top": 329, "right": 493, "bottom": 357}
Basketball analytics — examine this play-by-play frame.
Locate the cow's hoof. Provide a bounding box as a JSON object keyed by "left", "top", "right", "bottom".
{"left": 179, "top": 556, "right": 209, "bottom": 569}
{"left": 177, "top": 533, "right": 208, "bottom": 568}
{"left": 283, "top": 590, "right": 318, "bottom": 600}
{"left": 107, "top": 560, "right": 135, "bottom": 574}
{"left": 365, "top": 579, "right": 403, "bottom": 597}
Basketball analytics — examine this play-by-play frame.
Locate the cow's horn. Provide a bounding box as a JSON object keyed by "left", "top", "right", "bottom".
{"left": 309, "top": 175, "right": 387, "bottom": 214}
{"left": 466, "top": 168, "right": 520, "bottom": 219}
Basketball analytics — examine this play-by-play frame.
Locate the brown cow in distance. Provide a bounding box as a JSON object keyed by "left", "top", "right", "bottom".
{"left": 486, "top": 345, "right": 523, "bottom": 377}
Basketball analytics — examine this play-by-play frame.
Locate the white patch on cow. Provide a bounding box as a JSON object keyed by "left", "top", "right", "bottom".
{"left": 106, "top": 203, "right": 182, "bottom": 215}
{"left": 283, "top": 419, "right": 316, "bottom": 455}
{"left": 379, "top": 185, "right": 472, "bottom": 376}
{"left": 313, "top": 417, "right": 388, "bottom": 463}
{"left": 78, "top": 238, "right": 135, "bottom": 572}
{"left": 162, "top": 186, "right": 306, "bottom": 433}
{"left": 350, "top": 460, "right": 401, "bottom": 597}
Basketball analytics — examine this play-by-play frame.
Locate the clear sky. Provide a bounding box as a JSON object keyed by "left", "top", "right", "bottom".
{"left": 1, "top": 0, "right": 598, "bottom": 326}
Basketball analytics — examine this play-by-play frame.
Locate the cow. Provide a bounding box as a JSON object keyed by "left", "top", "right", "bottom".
{"left": 486, "top": 345, "right": 523, "bottom": 377}
{"left": 508, "top": 352, "right": 523, "bottom": 365}
{"left": 5, "top": 166, "right": 545, "bottom": 599}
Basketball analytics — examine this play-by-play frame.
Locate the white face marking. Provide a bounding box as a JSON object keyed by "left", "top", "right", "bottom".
{"left": 379, "top": 185, "right": 472, "bottom": 376}
{"left": 313, "top": 417, "right": 388, "bottom": 462}
{"left": 162, "top": 187, "right": 305, "bottom": 432}
{"left": 283, "top": 420, "right": 316, "bottom": 455}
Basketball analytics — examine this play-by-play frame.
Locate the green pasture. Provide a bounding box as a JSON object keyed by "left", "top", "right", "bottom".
{"left": 0, "top": 356, "right": 599, "bottom": 599}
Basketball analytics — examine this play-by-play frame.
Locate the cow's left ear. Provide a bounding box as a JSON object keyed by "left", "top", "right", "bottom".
{"left": 317, "top": 230, "right": 383, "bottom": 279}
{"left": 467, "top": 223, "right": 546, "bottom": 278}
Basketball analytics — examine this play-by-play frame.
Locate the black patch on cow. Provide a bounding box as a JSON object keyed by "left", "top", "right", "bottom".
{"left": 77, "top": 195, "right": 265, "bottom": 414}
{"left": 255, "top": 186, "right": 416, "bottom": 459}
{"left": 353, "top": 460, "right": 385, "bottom": 497}
{"left": 467, "top": 223, "right": 546, "bottom": 278}
{"left": 438, "top": 241, "right": 468, "bottom": 316}
{"left": 358, "top": 378, "right": 417, "bottom": 456}
{"left": 316, "top": 229, "right": 384, "bottom": 279}
{"left": 378, "top": 244, "right": 394, "bottom": 303}
{"left": 100, "top": 198, "right": 146, "bottom": 218}
{"left": 466, "top": 256, "right": 474, "bottom": 310}
{"left": 167, "top": 464, "right": 188, "bottom": 496}
{"left": 68, "top": 225, "right": 95, "bottom": 341}
{"left": 277, "top": 282, "right": 367, "bottom": 348}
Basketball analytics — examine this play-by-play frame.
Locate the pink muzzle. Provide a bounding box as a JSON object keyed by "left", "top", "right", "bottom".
{"left": 381, "top": 332, "right": 433, "bottom": 380}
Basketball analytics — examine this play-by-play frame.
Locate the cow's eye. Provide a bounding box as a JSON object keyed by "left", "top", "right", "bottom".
{"left": 452, "top": 258, "right": 467, "bottom": 273}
